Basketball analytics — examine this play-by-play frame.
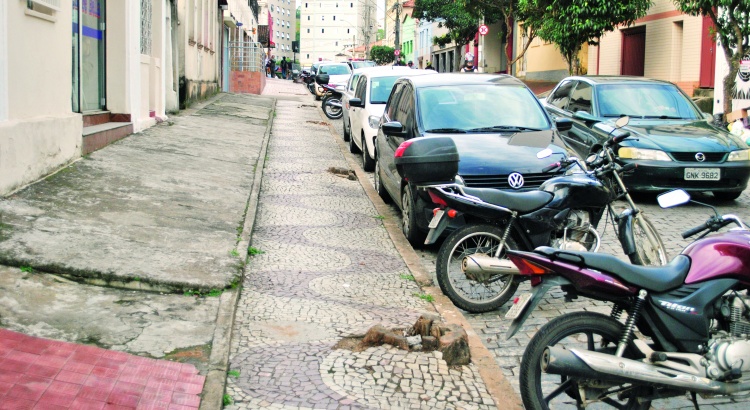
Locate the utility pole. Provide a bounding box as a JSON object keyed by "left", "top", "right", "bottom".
{"left": 392, "top": 1, "right": 402, "bottom": 58}
{"left": 360, "top": 0, "right": 373, "bottom": 59}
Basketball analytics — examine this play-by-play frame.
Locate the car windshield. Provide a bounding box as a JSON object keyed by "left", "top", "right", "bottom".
{"left": 318, "top": 65, "right": 352, "bottom": 75}
{"left": 352, "top": 61, "right": 376, "bottom": 69}
{"left": 417, "top": 85, "right": 550, "bottom": 132}
{"left": 596, "top": 83, "right": 700, "bottom": 120}
{"left": 370, "top": 76, "right": 402, "bottom": 104}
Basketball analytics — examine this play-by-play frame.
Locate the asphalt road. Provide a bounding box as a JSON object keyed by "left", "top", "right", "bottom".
{"left": 325, "top": 101, "right": 750, "bottom": 409}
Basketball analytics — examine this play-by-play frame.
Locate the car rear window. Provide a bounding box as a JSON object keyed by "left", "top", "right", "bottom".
{"left": 319, "top": 65, "right": 352, "bottom": 75}
{"left": 596, "top": 83, "right": 700, "bottom": 120}
{"left": 417, "top": 85, "right": 550, "bottom": 132}
{"left": 370, "top": 76, "right": 402, "bottom": 104}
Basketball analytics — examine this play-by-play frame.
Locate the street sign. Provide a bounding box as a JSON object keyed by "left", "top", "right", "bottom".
{"left": 394, "top": 49, "right": 401, "bottom": 56}
{"left": 478, "top": 24, "right": 489, "bottom": 36}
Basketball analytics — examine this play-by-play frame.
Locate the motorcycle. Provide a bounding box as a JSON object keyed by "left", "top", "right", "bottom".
{"left": 415, "top": 116, "right": 667, "bottom": 313}
{"left": 314, "top": 74, "right": 344, "bottom": 120}
{"left": 504, "top": 188, "right": 750, "bottom": 410}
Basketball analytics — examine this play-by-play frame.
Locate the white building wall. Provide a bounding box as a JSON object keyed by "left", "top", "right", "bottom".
{"left": 0, "top": 1, "right": 81, "bottom": 196}
{"left": 269, "top": 0, "right": 294, "bottom": 60}
{"left": 300, "top": 0, "right": 367, "bottom": 65}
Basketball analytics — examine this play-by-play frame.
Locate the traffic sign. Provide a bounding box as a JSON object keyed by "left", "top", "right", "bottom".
{"left": 478, "top": 24, "right": 489, "bottom": 36}
{"left": 394, "top": 49, "right": 401, "bottom": 56}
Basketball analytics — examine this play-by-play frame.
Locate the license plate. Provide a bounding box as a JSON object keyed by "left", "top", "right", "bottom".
{"left": 428, "top": 210, "right": 445, "bottom": 229}
{"left": 684, "top": 168, "right": 720, "bottom": 181}
{"left": 505, "top": 292, "right": 533, "bottom": 320}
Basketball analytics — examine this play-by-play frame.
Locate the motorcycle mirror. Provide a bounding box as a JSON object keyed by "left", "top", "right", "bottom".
{"left": 614, "top": 116, "right": 630, "bottom": 128}
{"left": 657, "top": 189, "right": 691, "bottom": 209}
{"left": 536, "top": 148, "right": 553, "bottom": 159}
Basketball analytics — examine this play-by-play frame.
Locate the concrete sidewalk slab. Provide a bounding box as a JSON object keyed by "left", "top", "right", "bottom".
{"left": 0, "top": 94, "right": 273, "bottom": 291}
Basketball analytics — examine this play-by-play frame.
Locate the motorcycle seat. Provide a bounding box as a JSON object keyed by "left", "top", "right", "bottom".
{"left": 534, "top": 246, "right": 690, "bottom": 293}
{"left": 462, "top": 187, "right": 553, "bottom": 214}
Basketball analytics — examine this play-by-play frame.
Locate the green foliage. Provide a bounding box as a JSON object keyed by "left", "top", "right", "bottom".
{"left": 370, "top": 45, "right": 396, "bottom": 65}
{"left": 413, "top": 0, "right": 484, "bottom": 47}
{"left": 230, "top": 249, "right": 240, "bottom": 257}
{"left": 223, "top": 394, "right": 233, "bottom": 405}
{"left": 673, "top": 0, "right": 750, "bottom": 116}
{"left": 377, "top": 28, "right": 386, "bottom": 41}
{"left": 248, "top": 247, "right": 265, "bottom": 256}
{"left": 432, "top": 34, "right": 453, "bottom": 47}
{"left": 519, "top": 0, "right": 651, "bottom": 74}
{"left": 228, "top": 369, "right": 241, "bottom": 378}
{"left": 20, "top": 266, "right": 33, "bottom": 273}
{"left": 413, "top": 292, "right": 435, "bottom": 302}
{"left": 400, "top": 273, "right": 416, "bottom": 281}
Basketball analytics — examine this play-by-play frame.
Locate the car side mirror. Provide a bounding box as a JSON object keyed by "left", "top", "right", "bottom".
{"left": 573, "top": 111, "right": 599, "bottom": 124}
{"left": 702, "top": 112, "right": 713, "bottom": 120}
{"left": 555, "top": 118, "right": 573, "bottom": 132}
{"left": 315, "top": 74, "right": 330, "bottom": 85}
{"left": 349, "top": 98, "right": 363, "bottom": 108}
{"left": 382, "top": 121, "right": 404, "bottom": 135}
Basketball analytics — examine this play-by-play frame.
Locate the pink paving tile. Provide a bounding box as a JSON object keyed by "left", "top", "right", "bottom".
{"left": 7, "top": 374, "right": 53, "bottom": 401}
{"left": 95, "top": 355, "right": 127, "bottom": 370}
{"left": 75, "top": 344, "right": 105, "bottom": 357}
{"left": 0, "top": 328, "right": 30, "bottom": 341}
{"left": 0, "top": 370, "right": 23, "bottom": 384}
{"left": 83, "top": 375, "right": 118, "bottom": 391}
{"left": 54, "top": 370, "right": 88, "bottom": 385}
{"left": 38, "top": 390, "right": 77, "bottom": 407}
{"left": 0, "top": 343, "right": 15, "bottom": 357}
{"left": 179, "top": 364, "right": 198, "bottom": 375}
{"left": 77, "top": 385, "right": 113, "bottom": 402}
{"left": 118, "top": 373, "right": 148, "bottom": 386}
{"left": 172, "top": 381, "right": 202, "bottom": 395}
{"left": 62, "top": 361, "right": 94, "bottom": 375}
{"left": 35, "top": 354, "right": 69, "bottom": 369}
{"left": 103, "top": 404, "right": 137, "bottom": 410}
{"left": 91, "top": 365, "right": 122, "bottom": 379}
{"left": 167, "top": 405, "right": 198, "bottom": 410}
{"left": 47, "top": 380, "right": 82, "bottom": 396}
{"left": 136, "top": 401, "right": 171, "bottom": 410}
{"left": 43, "top": 345, "right": 77, "bottom": 358}
{"left": 0, "top": 380, "right": 13, "bottom": 395}
{"left": 32, "top": 402, "right": 68, "bottom": 410}
{"left": 0, "top": 358, "right": 33, "bottom": 373}
{"left": 141, "top": 388, "right": 174, "bottom": 404}
{"left": 106, "top": 391, "right": 140, "bottom": 407}
{"left": 69, "top": 351, "right": 101, "bottom": 365}
{"left": 0, "top": 396, "right": 35, "bottom": 410}
{"left": 177, "top": 374, "right": 204, "bottom": 386}
{"left": 27, "top": 364, "right": 61, "bottom": 379}
{"left": 112, "top": 380, "right": 145, "bottom": 396}
{"left": 16, "top": 338, "right": 51, "bottom": 355}
{"left": 145, "top": 378, "right": 176, "bottom": 392}
{"left": 70, "top": 397, "right": 106, "bottom": 410}
{"left": 7, "top": 350, "right": 40, "bottom": 363}
{"left": 170, "top": 392, "right": 201, "bottom": 407}
{"left": 100, "top": 350, "right": 130, "bottom": 363}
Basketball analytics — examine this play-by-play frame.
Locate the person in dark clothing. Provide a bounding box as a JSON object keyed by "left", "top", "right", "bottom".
{"left": 281, "top": 57, "right": 288, "bottom": 79}
{"left": 425, "top": 61, "right": 435, "bottom": 70}
{"left": 269, "top": 58, "right": 276, "bottom": 78}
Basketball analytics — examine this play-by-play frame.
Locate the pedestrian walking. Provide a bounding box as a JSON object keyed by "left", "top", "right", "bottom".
{"left": 407, "top": 61, "right": 415, "bottom": 69}
{"left": 281, "top": 57, "right": 288, "bottom": 79}
{"left": 269, "top": 57, "right": 276, "bottom": 78}
{"left": 425, "top": 61, "right": 435, "bottom": 71}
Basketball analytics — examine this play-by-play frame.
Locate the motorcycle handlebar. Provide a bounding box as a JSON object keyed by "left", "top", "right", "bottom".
{"left": 682, "top": 221, "right": 711, "bottom": 239}
{"left": 542, "top": 162, "right": 561, "bottom": 173}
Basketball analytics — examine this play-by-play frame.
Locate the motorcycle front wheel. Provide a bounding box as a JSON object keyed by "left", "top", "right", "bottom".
{"left": 435, "top": 224, "right": 519, "bottom": 313}
{"left": 628, "top": 213, "right": 667, "bottom": 266}
{"left": 322, "top": 96, "right": 343, "bottom": 119}
{"left": 520, "top": 312, "right": 652, "bottom": 410}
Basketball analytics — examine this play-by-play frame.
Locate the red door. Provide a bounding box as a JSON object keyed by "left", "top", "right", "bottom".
{"left": 700, "top": 15, "right": 716, "bottom": 88}
{"left": 621, "top": 27, "right": 646, "bottom": 76}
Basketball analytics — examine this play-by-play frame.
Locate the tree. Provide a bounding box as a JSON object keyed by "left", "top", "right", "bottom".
{"left": 520, "top": 0, "right": 651, "bottom": 74}
{"left": 370, "top": 45, "right": 396, "bottom": 65}
{"left": 377, "top": 29, "right": 386, "bottom": 41}
{"left": 461, "top": 0, "right": 530, "bottom": 71}
{"left": 674, "top": 0, "right": 750, "bottom": 118}
{"left": 413, "top": 0, "right": 485, "bottom": 68}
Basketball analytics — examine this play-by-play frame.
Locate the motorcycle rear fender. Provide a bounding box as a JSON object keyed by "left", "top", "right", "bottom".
{"left": 617, "top": 208, "right": 636, "bottom": 255}
{"left": 424, "top": 209, "right": 453, "bottom": 245}
{"left": 505, "top": 276, "right": 572, "bottom": 340}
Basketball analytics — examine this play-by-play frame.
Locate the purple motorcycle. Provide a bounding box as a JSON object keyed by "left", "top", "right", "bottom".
{"left": 504, "top": 189, "right": 750, "bottom": 409}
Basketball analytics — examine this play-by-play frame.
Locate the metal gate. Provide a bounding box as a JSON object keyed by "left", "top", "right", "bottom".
{"left": 228, "top": 41, "right": 264, "bottom": 72}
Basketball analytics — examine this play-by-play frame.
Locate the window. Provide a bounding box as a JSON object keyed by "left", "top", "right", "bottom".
{"left": 335, "top": 41, "right": 338, "bottom": 46}
{"left": 333, "top": 16, "right": 336, "bottom": 21}
{"left": 355, "top": 76, "right": 367, "bottom": 99}
{"left": 307, "top": 28, "right": 310, "bottom": 33}
{"left": 276, "top": 6, "right": 280, "bottom": 12}
{"left": 322, "top": 16, "right": 324, "bottom": 20}
{"left": 307, "top": 16, "right": 310, "bottom": 20}
{"left": 548, "top": 80, "right": 574, "bottom": 110}
{"left": 350, "top": 3, "right": 353, "bottom": 7}
{"left": 322, "top": 28, "right": 325, "bottom": 33}
{"left": 568, "top": 82, "right": 593, "bottom": 114}
{"left": 305, "top": 3, "right": 308, "bottom": 7}
{"left": 347, "top": 29, "right": 350, "bottom": 34}
{"left": 307, "top": 54, "right": 310, "bottom": 58}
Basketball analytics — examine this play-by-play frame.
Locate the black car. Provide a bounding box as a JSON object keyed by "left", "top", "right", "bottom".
{"left": 542, "top": 76, "right": 750, "bottom": 200}
{"left": 374, "top": 74, "right": 575, "bottom": 246}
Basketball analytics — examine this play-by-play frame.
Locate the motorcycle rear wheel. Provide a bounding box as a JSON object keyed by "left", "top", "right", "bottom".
{"left": 436, "top": 224, "right": 519, "bottom": 313}
{"left": 322, "top": 96, "right": 343, "bottom": 120}
{"left": 520, "top": 312, "right": 652, "bottom": 410}
{"left": 628, "top": 213, "right": 667, "bottom": 266}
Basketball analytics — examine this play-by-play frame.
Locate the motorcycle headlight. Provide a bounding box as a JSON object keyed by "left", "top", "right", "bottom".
{"left": 368, "top": 115, "right": 381, "bottom": 129}
{"left": 618, "top": 147, "right": 672, "bottom": 161}
{"left": 728, "top": 149, "right": 750, "bottom": 162}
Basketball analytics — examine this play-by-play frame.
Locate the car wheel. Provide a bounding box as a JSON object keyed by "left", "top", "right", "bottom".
{"left": 713, "top": 191, "right": 743, "bottom": 201}
{"left": 343, "top": 119, "right": 351, "bottom": 142}
{"left": 401, "top": 184, "right": 427, "bottom": 247}
{"left": 349, "top": 130, "right": 360, "bottom": 154}
{"left": 362, "top": 135, "right": 375, "bottom": 172}
{"left": 374, "top": 160, "right": 391, "bottom": 203}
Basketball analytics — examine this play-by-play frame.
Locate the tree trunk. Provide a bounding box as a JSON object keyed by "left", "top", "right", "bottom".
{"left": 722, "top": 49, "right": 741, "bottom": 118}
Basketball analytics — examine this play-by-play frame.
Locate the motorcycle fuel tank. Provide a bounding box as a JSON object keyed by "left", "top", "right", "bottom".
{"left": 539, "top": 175, "right": 613, "bottom": 209}
{"left": 683, "top": 231, "right": 750, "bottom": 286}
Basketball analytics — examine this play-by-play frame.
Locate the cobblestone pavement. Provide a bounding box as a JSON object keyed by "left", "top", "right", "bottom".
{"left": 326, "top": 95, "right": 750, "bottom": 409}
{"left": 224, "top": 78, "right": 497, "bottom": 409}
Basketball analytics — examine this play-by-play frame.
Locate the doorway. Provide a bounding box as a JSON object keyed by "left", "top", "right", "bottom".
{"left": 621, "top": 26, "right": 646, "bottom": 76}
{"left": 73, "top": 0, "right": 106, "bottom": 113}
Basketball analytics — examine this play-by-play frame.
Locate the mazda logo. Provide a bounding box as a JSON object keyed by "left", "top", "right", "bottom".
{"left": 508, "top": 172, "right": 525, "bottom": 189}
{"left": 695, "top": 152, "right": 706, "bottom": 162}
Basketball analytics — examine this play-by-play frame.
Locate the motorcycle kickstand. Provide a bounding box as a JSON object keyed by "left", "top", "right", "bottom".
{"left": 690, "top": 391, "right": 700, "bottom": 410}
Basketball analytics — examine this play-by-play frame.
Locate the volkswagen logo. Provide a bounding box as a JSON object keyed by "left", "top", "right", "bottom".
{"left": 508, "top": 172, "right": 525, "bottom": 189}
{"left": 695, "top": 152, "right": 706, "bottom": 162}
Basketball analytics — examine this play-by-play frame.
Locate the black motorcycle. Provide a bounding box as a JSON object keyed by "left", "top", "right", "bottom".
{"left": 397, "top": 117, "right": 667, "bottom": 313}
{"left": 315, "top": 74, "right": 343, "bottom": 120}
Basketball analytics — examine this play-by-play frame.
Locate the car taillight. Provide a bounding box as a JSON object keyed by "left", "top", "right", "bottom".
{"left": 394, "top": 140, "right": 413, "bottom": 158}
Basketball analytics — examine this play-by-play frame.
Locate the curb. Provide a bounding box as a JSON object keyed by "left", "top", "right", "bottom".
{"left": 199, "top": 95, "right": 277, "bottom": 410}
{"left": 320, "top": 110, "right": 523, "bottom": 410}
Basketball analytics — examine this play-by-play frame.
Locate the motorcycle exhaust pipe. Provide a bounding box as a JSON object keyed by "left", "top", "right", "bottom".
{"left": 543, "top": 346, "right": 750, "bottom": 395}
{"left": 462, "top": 254, "right": 520, "bottom": 276}
{"left": 326, "top": 101, "right": 342, "bottom": 108}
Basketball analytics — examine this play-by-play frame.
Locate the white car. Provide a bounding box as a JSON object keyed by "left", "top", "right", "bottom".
{"left": 342, "top": 67, "right": 436, "bottom": 171}
{"left": 313, "top": 62, "right": 352, "bottom": 100}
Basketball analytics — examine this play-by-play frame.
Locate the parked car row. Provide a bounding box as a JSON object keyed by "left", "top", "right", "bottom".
{"left": 307, "top": 66, "right": 750, "bottom": 246}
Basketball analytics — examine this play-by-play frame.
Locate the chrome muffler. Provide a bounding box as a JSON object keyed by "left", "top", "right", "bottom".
{"left": 461, "top": 254, "right": 520, "bottom": 276}
{"left": 543, "top": 346, "right": 750, "bottom": 395}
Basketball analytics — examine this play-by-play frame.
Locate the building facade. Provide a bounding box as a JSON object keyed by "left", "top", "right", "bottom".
{"left": 300, "top": 0, "right": 376, "bottom": 64}
{"left": 268, "top": 0, "right": 295, "bottom": 61}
